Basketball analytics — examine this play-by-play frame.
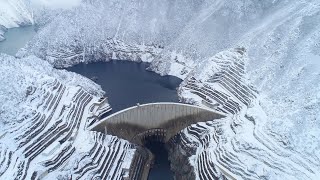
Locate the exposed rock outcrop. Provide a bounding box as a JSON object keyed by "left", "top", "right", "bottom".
{"left": 0, "top": 25, "right": 7, "bottom": 42}
{"left": 166, "top": 134, "right": 196, "bottom": 180}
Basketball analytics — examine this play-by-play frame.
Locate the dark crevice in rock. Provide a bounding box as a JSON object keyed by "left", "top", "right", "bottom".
{"left": 166, "top": 134, "right": 196, "bottom": 180}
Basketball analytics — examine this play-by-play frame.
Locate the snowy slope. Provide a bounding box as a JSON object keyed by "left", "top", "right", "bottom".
{"left": 178, "top": 48, "right": 319, "bottom": 179}
{"left": 0, "top": 0, "right": 83, "bottom": 42}
{"left": 0, "top": 54, "right": 137, "bottom": 179}
{"left": 0, "top": 0, "right": 34, "bottom": 28}
{"left": 0, "top": 0, "right": 83, "bottom": 28}
{"left": 0, "top": 53, "right": 103, "bottom": 128}
{"left": 1, "top": 0, "right": 320, "bottom": 179}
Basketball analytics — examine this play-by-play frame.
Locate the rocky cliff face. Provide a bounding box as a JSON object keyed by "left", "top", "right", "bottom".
{"left": 167, "top": 135, "right": 197, "bottom": 180}
{"left": 0, "top": 25, "right": 7, "bottom": 42}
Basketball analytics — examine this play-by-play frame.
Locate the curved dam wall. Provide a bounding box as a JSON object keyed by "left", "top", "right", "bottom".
{"left": 91, "top": 103, "right": 226, "bottom": 145}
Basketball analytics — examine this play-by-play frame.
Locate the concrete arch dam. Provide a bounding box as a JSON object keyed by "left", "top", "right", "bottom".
{"left": 91, "top": 102, "right": 226, "bottom": 145}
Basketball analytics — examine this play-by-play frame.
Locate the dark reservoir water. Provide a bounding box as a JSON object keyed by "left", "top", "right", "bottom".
{"left": 67, "top": 60, "right": 181, "bottom": 180}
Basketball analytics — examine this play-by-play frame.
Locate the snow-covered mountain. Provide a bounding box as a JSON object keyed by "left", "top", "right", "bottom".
{"left": 0, "top": 0, "right": 319, "bottom": 179}
{"left": 0, "top": 0, "right": 34, "bottom": 28}
{"left": 0, "top": 54, "right": 140, "bottom": 179}
{"left": 0, "top": 0, "right": 83, "bottom": 41}
{"left": 0, "top": 0, "right": 33, "bottom": 41}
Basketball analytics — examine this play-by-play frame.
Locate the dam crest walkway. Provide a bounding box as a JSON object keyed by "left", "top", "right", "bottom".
{"left": 91, "top": 102, "right": 226, "bottom": 145}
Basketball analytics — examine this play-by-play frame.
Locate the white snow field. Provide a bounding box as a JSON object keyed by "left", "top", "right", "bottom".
{"left": 0, "top": 0, "right": 82, "bottom": 41}
{"left": 0, "top": 0, "right": 33, "bottom": 28}
{"left": 0, "top": 0, "right": 82, "bottom": 27}
{"left": 0, "top": 0, "right": 320, "bottom": 179}
{"left": 0, "top": 54, "right": 138, "bottom": 179}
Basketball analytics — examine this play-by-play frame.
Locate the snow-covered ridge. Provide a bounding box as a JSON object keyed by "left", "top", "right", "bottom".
{"left": 0, "top": 0, "right": 84, "bottom": 29}
{"left": 0, "top": 0, "right": 83, "bottom": 42}
{"left": 0, "top": 54, "right": 103, "bottom": 127}
{"left": 0, "top": 0, "right": 34, "bottom": 28}
{"left": 1, "top": 0, "right": 320, "bottom": 179}
{"left": 16, "top": 0, "right": 203, "bottom": 63}
{"left": 177, "top": 48, "right": 319, "bottom": 179}
{"left": 0, "top": 0, "right": 33, "bottom": 42}
{"left": 0, "top": 54, "right": 138, "bottom": 179}
{"left": 18, "top": 38, "right": 163, "bottom": 68}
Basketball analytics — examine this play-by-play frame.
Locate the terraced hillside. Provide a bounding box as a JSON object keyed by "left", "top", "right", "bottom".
{"left": 0, "top": 0, "right": 319, "bottom": 179}
{"left": 0, "top": 54, "right": 138, "bottom": 179}
{"left": 175, "top": 48, "right": 319, "bottom": 179}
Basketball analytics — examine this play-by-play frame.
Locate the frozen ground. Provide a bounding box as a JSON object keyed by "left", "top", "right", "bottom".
{"left": 0, "top": 0, "right": 33, "bottom": 28}
{"left": 0, "top": 0, "right": 319, "bottom": 179}
{"left": 0, "top": 54, "right": 136, "bottom": 179}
